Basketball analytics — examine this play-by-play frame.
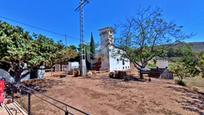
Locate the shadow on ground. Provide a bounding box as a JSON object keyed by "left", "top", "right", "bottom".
{"left": 167, "top": 85, "right": 204, "bottom": 115}
{"left": 22, "top": 79, "right": 64, "bottom": 93}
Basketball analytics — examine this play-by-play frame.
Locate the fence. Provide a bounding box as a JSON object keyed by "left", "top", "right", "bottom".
{"left": 14, "top": 84, "right": 89, "bottom": 115}
{"left": 54, "top": 64, "right": 69, "bottom": 72}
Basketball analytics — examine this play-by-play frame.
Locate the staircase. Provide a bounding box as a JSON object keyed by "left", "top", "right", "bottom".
{"left": 0, "top": 101, "right": 28, "bottom": 115}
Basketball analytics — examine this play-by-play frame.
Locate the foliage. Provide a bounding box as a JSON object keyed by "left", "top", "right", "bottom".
{"left": 88, "top": 33, "right": 96, "bottom": 70}
{"left": 77, "top": 33, "right": 97, "bottom": 70}
{"left": 176, "top": 79, "right": 186, "bottom": 86}
{"left": 29, "top": 35, "right": 60, "bottom": 67}
{"left": 169, "top": 45, "right": 200, "bottom": 83}
{"left": 147, "top": 63, "right": 157, "bottom": 69}
{"left": 0, "top": 21, "right": 77, "bottom": 82}
{"left": 90, "top": 32, "right": 95, "bottom": 59}
{"left": 68, "top": 45, "right": 78, "bottom": 52}
{"left": 169, "top": 62, "right": 188, "bottom": 82}
{"left": 197, "top": 52, "right": 204, "bottom": 78}
{"left": 116, "top": 7, "right": 190, "bottom": 72}
{"left": 0, "top": 22, "right": 32, "bottom": 62}
{"left": 55, "top": 47, "right": 78, "bottom": 65}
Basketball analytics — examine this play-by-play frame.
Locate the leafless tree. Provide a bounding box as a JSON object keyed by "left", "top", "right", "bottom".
{"left": 116, "top": 7, "right": 191, "bottom": 78}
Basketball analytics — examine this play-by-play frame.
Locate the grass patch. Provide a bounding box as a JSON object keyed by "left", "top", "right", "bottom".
{"left": 174, "top": 77, "right": 186, "bottom": 86}
{"left": 184, "top": 76, "right": 204, "bottom": 92}
{"left": 173, "top": 76, "right": 204, "bottom": 93}
{"left": 185, "top": 77, "right": 204, "bottom": 88}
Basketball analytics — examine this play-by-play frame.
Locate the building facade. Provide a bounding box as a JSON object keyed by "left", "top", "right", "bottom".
{"left": 99, "top": 27, "right": 130, "bottom": 72}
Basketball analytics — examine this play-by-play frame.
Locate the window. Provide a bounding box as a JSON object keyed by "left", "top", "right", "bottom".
{"left": 117, "top": 59, "right": 119, "bottom": 63}
{"left": 118, "top": 50, "right": 120, "bottom": 54}
{"left": 122, "top": 59, "right": 125, "bottom": 65}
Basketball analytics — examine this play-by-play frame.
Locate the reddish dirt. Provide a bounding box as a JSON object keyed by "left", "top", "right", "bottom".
{"left": 26, "top": 72, "right": 204, "bottom": 115}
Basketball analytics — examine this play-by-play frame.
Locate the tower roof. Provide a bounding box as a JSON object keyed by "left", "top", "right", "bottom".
{"left": 99, "top": 27, "right": 115, "bottom": 33}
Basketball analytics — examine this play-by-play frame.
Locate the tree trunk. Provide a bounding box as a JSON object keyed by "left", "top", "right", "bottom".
{"left": 139, "top": 70, "right": 144, "bottom": 79}
{"left": 139, "top": 62, "right": 148, "bottom": 79}
{"left": 133, "top": 63, "right": 144, "bottom": 79}
{"left": 30, "top": 67, "right": 38, "bottom": 79}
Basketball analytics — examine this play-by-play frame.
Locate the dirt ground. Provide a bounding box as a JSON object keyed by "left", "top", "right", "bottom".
{"left": 25, "top": 72, "right": 204, "bottom": 115}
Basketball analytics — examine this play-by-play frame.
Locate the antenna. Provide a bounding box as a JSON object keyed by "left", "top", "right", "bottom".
{"left": 75, "top": 0, "right": 90, "bottom": 76}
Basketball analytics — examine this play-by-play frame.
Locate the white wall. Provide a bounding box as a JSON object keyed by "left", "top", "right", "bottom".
{"left": 109, "top": 47, "right": 130, "bottom": 72}
{"left": 99, "top": 27, "right": 130, "bottom": 72}
{"left": 156, "top": 60, "right": 168, "bottom": 68}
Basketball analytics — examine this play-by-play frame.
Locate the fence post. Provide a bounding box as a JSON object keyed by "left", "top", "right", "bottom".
{"left": 28, "top": 92, "right": 31, "bottom": 115}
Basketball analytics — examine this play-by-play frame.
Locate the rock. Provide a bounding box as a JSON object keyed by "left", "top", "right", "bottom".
{"left": 73, "top": 69, "right": 80, "bottom": 77}
{"left": 87, "top": 71, "right": 93, "bottom": 76}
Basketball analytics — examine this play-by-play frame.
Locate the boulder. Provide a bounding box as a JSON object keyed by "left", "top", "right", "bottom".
{"left": 73, "top": 69, "right": 80, "bottom": 77}
{"left": 87, "top": 71, "right": 93, "bottom": 76}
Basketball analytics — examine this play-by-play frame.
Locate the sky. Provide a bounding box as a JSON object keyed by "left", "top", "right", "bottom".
{"left": 0, "top": 0, "right": 204, "bottom": 46}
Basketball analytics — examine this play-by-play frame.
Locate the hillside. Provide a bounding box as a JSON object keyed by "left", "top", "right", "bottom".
{"left": 189, "top": 42, "right": 204, "bottom": 52}
{"left": 168, "top": 42, "right": 204, "bottom": 53}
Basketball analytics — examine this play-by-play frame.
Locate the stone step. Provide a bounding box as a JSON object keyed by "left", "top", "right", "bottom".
{"left": 0, "top": 101, "right": 28, "bottom": 115}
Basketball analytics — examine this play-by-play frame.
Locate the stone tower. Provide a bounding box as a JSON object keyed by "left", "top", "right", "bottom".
{"left": 99, "top": 27, "right": 115, "bottom": 49}
{"left": 99, "top": 27, "right": 115, "bottom": 71}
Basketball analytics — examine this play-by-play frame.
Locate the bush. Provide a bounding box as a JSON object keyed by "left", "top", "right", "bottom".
{"left": 175, "top": 80, "right": 186, "bottom": 86}
{"left": 109, "top": 71, "right": 127, "bottom": 79}
{"left": 147, "top": 63, "right": 157, "bottom": 69}
{"left": 109, "top": 72, "right": 115, "bottom": 78}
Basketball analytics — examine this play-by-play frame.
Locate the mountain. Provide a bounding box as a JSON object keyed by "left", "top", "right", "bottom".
{"left": 189, "top": 42, "right": 204, "bottom": 52}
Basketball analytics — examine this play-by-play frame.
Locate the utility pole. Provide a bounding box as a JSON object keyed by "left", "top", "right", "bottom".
{"left": 75, "top": 0, "right": 90, "bottom": 76}
{"left": 65, "top": 34, "right": 68, "bottom": 46}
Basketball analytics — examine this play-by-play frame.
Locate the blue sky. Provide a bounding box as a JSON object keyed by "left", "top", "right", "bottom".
{"left": 0, "top": 0, "right": 204, "bottom": 45}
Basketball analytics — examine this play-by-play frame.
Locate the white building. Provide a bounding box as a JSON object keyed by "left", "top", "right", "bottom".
{"left": 99, "top": 27, "right": 130, "bottom": 72}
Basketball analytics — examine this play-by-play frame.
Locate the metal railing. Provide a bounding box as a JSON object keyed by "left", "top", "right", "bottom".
{"left": 14, "top": 84, "right": 90, "bottom": 115}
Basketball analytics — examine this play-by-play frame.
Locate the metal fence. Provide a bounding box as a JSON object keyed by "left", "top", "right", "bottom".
{"left": 14, "top": 84, "right": 90, "bottom": 115}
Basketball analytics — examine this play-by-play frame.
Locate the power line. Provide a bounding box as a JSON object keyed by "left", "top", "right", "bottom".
{"left": 0, "top": 15, "right": 80, "bottom": 40}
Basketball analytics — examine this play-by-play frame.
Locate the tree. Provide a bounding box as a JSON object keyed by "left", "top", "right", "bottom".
{"left": 0, "top": 21, "right": 34, "bottom": 81}
{"left": 169, "top": 44, "right": 200, "bottom": 85}
{"left": 89, "top": 32, "right": 96, "bottom": 69}
{"left": 0, "top": 21, "right": 77, "bottom": 82}
{"left": 68, "top": 45, "right": 78, "bottom": 52}
{"left": 29, "top": 35, "right": 58, "bottom": 67}
{"left": 197, "top": 52, "right": 204, "bottom": 78}
{"left": 55, "top": 47, "right": 78, "bottom": 64}
{"left": 68, "top": 45, "right": 80, "bottom": 62}
{"left": 116, "top": 7, "right": 190, "bottom": 78}
{"left": 90, "top": 33, "right": 95, "bottom": 58}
